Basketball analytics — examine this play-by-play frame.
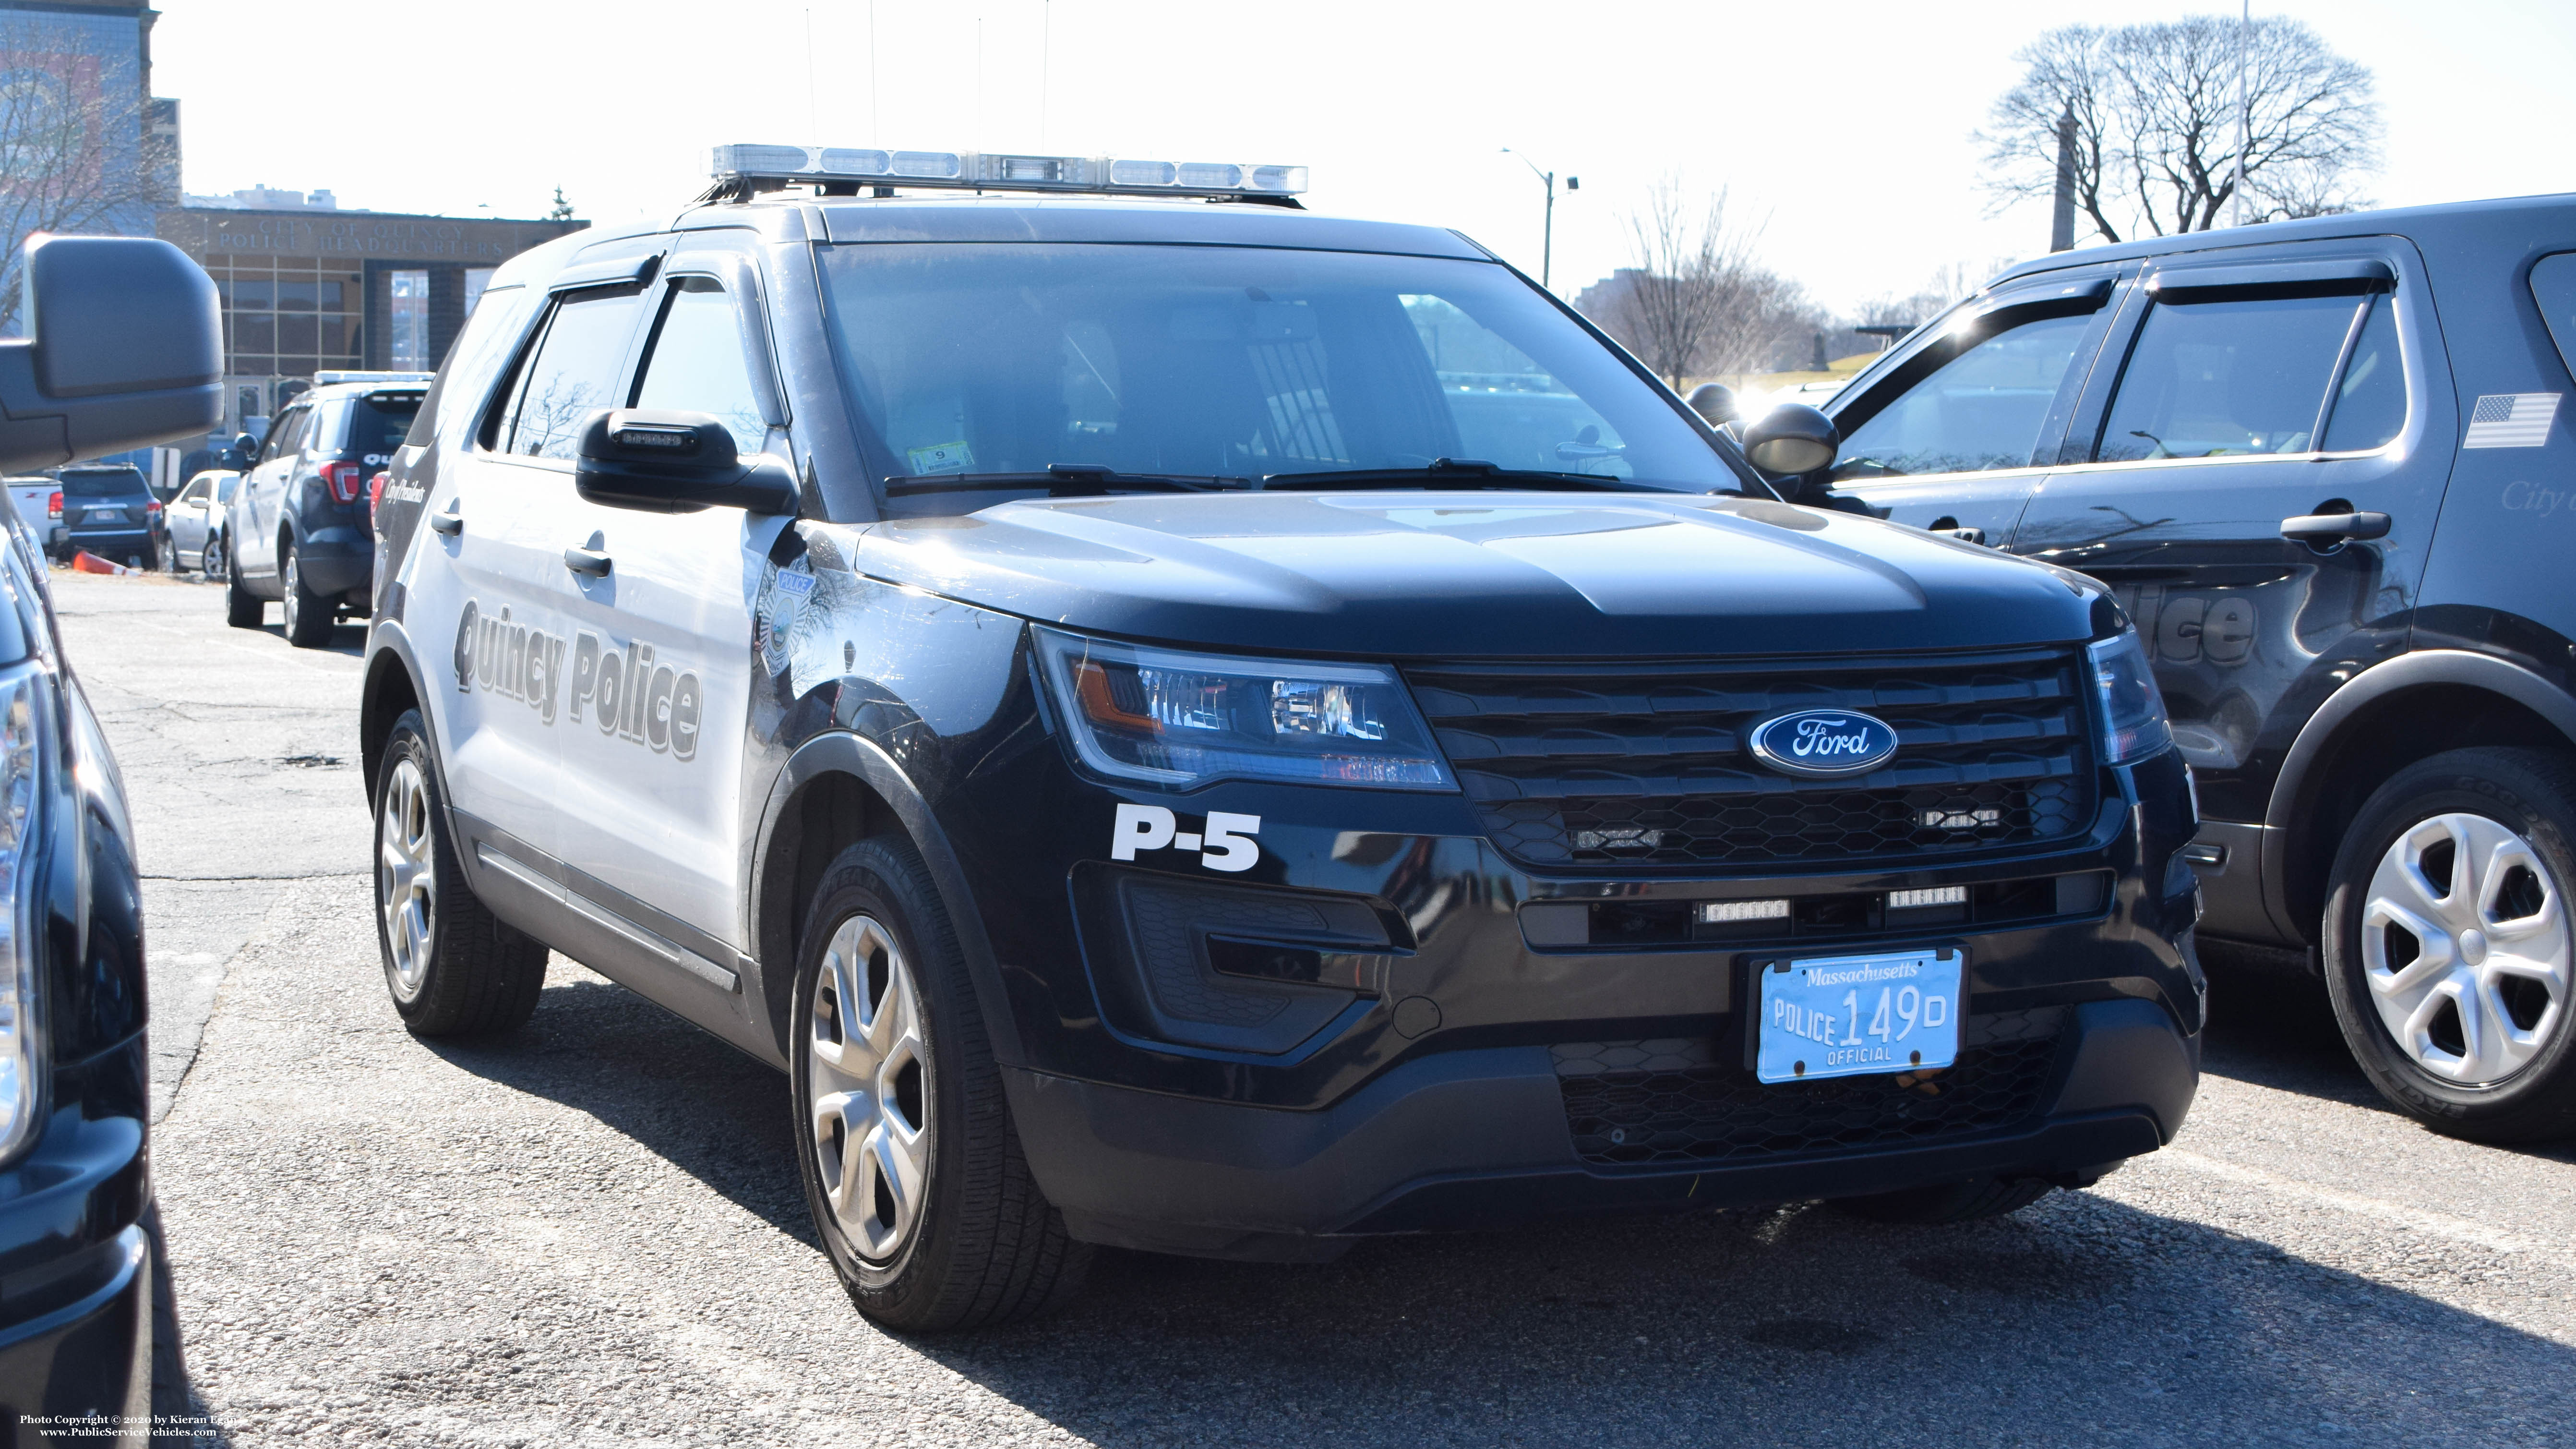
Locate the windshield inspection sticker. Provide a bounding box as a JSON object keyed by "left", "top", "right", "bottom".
{"left": 2464, "top": 393, "right": 2561, "bottom": 448}
{"left": 907, "top": 440, "right": 974, "bottom": 474}
{"left": 1112, "top": 804, "right": 1261, "bottom": 872}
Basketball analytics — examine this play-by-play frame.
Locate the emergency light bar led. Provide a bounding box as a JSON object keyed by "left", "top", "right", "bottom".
{"left": 710, "top": 145, "right": 1308, "bottom": 200}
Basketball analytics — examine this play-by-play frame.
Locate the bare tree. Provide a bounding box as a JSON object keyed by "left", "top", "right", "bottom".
{"left": 1586, "top": 180, "right": 1826, "bottom": 387}
{"left": 1978, "top": 15, "right": 2380, "bottom": 244}
{"left": 0, "top": 19, "right": 156, "bottom": 335}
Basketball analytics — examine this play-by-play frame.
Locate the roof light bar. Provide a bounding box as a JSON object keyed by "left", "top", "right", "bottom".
{"left": 709, "top": 145, "right": 1308, "bottom": 199}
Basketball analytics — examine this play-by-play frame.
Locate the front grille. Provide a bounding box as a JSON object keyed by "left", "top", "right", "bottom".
{"left": 1406, "top": 648, "right": 2095, "bottom": 870}
{"left": 1554, "top": 1007, "right": 2067, "bottom": 1168}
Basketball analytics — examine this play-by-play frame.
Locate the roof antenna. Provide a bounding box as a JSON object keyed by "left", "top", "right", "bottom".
{"left": 869, "top": 0, "right": 880, "bottom": 146}
{"left": 803, "top": 9, "right": 818, "bottom": 141}
{"left": 1041, "top": 0, "right": 1051, "bottom": 150}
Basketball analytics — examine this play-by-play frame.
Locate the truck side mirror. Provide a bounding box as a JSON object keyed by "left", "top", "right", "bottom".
{"left": 1740, "top": 403, "right": 1839, "bottom": 477}
{"left": 573, "top": 409, "right": 799, "bottom": 516}
{"left": 0, "top": 236, "right": 223, "bottom": 474}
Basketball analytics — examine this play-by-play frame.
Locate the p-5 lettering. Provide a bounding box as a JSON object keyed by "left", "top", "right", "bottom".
{"left": 1110, "top": 804, "right": 1261, "bottom": 872}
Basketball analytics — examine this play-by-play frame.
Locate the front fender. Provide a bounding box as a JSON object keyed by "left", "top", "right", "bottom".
{"left": 746, "top": 731, "right": 1023, "bottom": 1069}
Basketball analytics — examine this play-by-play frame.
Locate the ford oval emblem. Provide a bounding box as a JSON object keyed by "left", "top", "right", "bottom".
{"left": 1748, "top": 709, "right": 1899, "bottom": 778}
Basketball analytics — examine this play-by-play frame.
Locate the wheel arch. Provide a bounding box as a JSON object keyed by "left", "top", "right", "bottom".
{"left": 2264, "top": 649, "right": 2576, "bottom": 938}
{"left": 746, "top": 733, "right": 1023, "bottom": 1069}
{"left": 359, "top": 623, "right": 427, "bottom": 797}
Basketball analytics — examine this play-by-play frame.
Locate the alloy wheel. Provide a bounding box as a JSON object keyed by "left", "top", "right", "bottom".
{"left": 806, "top": 914, "right": 933, "bottom": 1262}
{"left": 203, "top": 537, "right": 225, "bottom": 579}
{"left": 2361, "top": 811, "right": 2571, "bottom": 1085}
{"left": 378, "top": 756, "right": 436, "bottom": 1000}
{"left": 282, "top": 549, "right": 301, "bottom": 634}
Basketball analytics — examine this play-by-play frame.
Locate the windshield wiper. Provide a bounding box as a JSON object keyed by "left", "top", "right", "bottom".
{"left": 884, "top": 464, "right": 1247, "bottom": 498}
{"left": 1258, "top": 458, "right": 1672, "bottom": 493}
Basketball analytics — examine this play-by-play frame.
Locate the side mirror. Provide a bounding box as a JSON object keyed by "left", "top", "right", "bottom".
{"left": 0, "top": 237, "right": 222, "bottom": 474}
{"left": 574, "top": 409, "right": 799, "bottom": 515}
{"left": 1740, "top": 403, "right": 1840, "bottom": 477}
{"left": 1685, "top": 383, "right": 1739, "bottom": 427}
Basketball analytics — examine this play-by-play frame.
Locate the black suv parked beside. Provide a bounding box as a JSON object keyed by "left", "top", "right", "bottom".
{"left": 0, "top": 235, "right": 223, "bottom": 1439}
{"left": 224, "top": 377, "right": 423, "bottom": 646}
{"left": 1802, "top": 194, "right": 2576, "bottom": 1142}
{"left": 357, "top": 146, "right": 2203, "bottom": 1332}
{"left": 50, "top": 465, "right": 158, "bottom": 568}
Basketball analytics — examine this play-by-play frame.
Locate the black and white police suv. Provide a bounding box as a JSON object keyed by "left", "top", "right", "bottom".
{"left": 357, "top": 146, "right": 2205, "bottom": 1331}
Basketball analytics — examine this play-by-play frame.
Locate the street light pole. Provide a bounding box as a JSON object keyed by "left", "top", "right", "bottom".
{"left": 1502, "top": 148, "right": 1576, "bottom": 291}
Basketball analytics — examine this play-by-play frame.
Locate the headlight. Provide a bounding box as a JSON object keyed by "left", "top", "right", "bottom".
{"left": 0, "top": 665, "right": 48, "bottom": 1161}
{"left": 1034, "top": 628, "right": 1453, "bottom": 790}
{"left": 2087, "top": 630, "right": 2173, "bottom": 764}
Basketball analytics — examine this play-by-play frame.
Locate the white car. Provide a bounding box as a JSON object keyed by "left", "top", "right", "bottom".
{"left": 160, "top": 469, "right": 240, "bottom": 575}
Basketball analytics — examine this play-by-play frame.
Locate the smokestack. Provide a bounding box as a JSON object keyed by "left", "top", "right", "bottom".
{"left": 2049, "top": 107, "right": 2078, "bottom": 253}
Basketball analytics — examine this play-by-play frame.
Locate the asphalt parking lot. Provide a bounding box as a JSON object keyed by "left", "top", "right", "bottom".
{"left": 53, "top": 568, "right": 2576, "bottom": 1449}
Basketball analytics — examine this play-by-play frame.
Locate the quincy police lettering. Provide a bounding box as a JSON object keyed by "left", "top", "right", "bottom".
{"left": 453, "top": 599, "right": 568, "bottom": 726}
{"left": 569, "top": 631, "right": 702, "bottom": 761}
{"left": 449, "top": 599, "right": 699, "bottom": 760}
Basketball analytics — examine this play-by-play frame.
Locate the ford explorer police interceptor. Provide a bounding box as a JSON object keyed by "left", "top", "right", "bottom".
{"left": 356, "top": 146, "right": 2205, "bottom": 1331}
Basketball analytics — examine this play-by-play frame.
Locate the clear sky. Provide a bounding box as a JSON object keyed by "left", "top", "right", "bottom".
{"left": 151, "top": 0, "right": 2576, "bottom": 316}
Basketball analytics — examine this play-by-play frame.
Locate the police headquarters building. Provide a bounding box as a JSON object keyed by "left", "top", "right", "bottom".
{"left": 155, "top": 205, "right": 586, "bottom": 433}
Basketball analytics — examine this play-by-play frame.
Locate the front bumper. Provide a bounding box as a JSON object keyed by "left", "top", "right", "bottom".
{"left": 0, "top": 1035, "right": 152, "bottom": 1435}
{"left": 948, "top": 700, "right": 2204, "bottom": 1254}
{"left": 1008, "top": 997, "right": 2195, "bottom": 1258}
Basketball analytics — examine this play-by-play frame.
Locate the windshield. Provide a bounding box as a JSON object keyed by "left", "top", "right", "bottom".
{"left": 60, "top": 469, "right": 146, "bottom": 497}
{"left": 818, "top": 242, "right": 1747, "bottom": 513}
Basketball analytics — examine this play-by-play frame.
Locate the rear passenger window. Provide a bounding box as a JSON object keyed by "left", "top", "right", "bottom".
{"left": 1833, "top": 310, "right": 2098, "bottom": 480}
{"left": 495, "top": 287, "right": 646, "bottom": 461}
{"left": 2526, "top": 253, "right": 2576, "bottom": 386}
{"left": 2321, "top": 295, "right": 2405, "bottom": 452}
{"left": 2096, "top": 293, "right": 2358, "bottom": 461}
{"left": 631, "top": 278, "right": 767, "bottom": 455}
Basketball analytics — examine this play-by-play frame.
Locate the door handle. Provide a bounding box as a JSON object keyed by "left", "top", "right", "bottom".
{"left": 428, "top": 502, "right": 463, "bottom": 536}
{"left": 2279, "top": 510, "right": 2390, "bottom": 546}
{"left": 563, "top": 545, "right": 611, "bottom": 577}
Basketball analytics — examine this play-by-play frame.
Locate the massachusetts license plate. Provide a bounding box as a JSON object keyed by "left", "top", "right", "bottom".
{"left": 1756, "top": 948, "right": 1963, "bottom": 1085}
{"left": 86, "top": 508, "right": 126, "bottom": 523}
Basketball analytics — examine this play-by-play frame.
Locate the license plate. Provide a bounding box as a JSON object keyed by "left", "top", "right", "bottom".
{"left": 1755, "top": 948, "right": 1963, "bottom": 1085}
{"left": 86, "top": 508, "right": 127, "bottom": 523}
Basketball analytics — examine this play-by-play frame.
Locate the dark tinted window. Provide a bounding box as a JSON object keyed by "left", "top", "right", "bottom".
{"left": 2321, "top": 295, "right": 2405, "bottom": 452}
{"left": 1833, "top": 310, "right": 2097, "bottom": 479}
{"left": 261, "top": 406, "right": 310, "bottom": 462}
{"left": 2097, "top": 293, "right": 2359, "bottom": 461}
{"left": 335, "top": 393, "right": 422, "bottom": 458}
{"left": 60, "top": 469, "right": 146, "bottom": 497}
{"left": 632, "top": 278, "right": 766, "bottom": 454}
{"left": 2530, "top": 253, "right": 2576, "bottom": 386}
{"left": 499, "top": 288, "right": 645, "bottom": 460}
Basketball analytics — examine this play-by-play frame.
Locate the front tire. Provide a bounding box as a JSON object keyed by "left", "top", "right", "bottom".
{"left": 154, "top": 534, "right": 176, "bottom": 573}
{"left": 791, "top": 835, "right": 1087, "bottom": 1332}
{"left": 201, "top": 533, "right": 226, "bottom": 582}
{"left": 282, "top": 540, "right": 332, "bottom": 647}
{"left": 372, "top": 710, "right": 547, "bottom": 1036}
{"left": 2323, "top": 747, "right": 2576, "bottom": 1142}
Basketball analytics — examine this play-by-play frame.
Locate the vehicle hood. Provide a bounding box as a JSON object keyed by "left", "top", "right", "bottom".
{"left": 846, "top": 491, "right": 2100, "bottom": 658}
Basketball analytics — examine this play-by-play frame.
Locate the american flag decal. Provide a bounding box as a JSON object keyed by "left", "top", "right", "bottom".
{"left": 2464, "top": 393, "right": 2561, "bottom": 448}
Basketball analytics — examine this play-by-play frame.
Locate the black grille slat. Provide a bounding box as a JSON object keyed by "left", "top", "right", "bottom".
{"left": 1409, "top": 650, "right": 2096, "bottom": 869}
{"left": 1554, "top": 1009, "right": 2068, "bottom": 1168}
